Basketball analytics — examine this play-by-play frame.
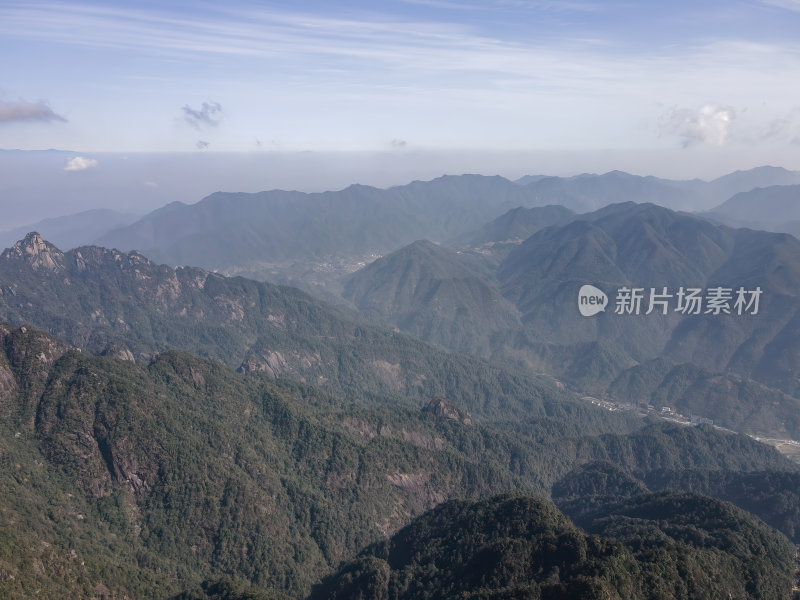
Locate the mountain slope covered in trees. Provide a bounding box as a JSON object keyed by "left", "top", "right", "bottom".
{"left": 2, "top": 323, "right": 796, "bottom": 598}
{"left": 0, "top": 233, "right": 579, "bottom": 423}
{"left": 338, "top": 202, "right": 800, "bottom": 439}
{"left": 310, "top": 493, "right": 796, "bottom": 599}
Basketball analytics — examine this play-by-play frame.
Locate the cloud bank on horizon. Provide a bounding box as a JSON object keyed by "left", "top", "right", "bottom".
{"left": 0, "top": 0, "right": 798, "bottom": 166}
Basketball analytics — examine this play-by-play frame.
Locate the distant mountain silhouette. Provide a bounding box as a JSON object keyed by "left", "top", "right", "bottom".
{"left": 95, "top": 168, "right": 800, "bottom": 275}
{"left": 451, "top": 204, "right": 576, "bottom": 253}
{"left": 0, "top": 208, "right": 139, "bottom": 251}
{"left": 707, "top": 184, "right": 800, "bottom": 238}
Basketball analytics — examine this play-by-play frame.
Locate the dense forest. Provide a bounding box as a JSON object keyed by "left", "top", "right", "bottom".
{"left": 1, "top": 323, "right": 798, "bottom": 598}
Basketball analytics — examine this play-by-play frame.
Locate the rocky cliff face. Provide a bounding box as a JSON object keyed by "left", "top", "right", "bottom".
{"left": 1, "top": 232, "right": 65, "bottom": 271}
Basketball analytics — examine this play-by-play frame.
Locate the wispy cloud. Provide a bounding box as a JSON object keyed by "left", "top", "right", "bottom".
{"left": 0, "top": 1, "right": 623, "bottom": 82}
{"left": 0, "top": 3, "right": 478, "bottom": 62}
{"left": 760, "top": 0, "right": 800, "bottom": 11}
{"left": 736, "top": 113, "right": 794, "bottom": 143}
{"left": 1, "top": 2, "right": 798, "bottom": 152}
{"left": 492, "top": 0, "right": 608, "bottom": 12}
{"left": 398, "top": 0, "right": 481, "bottom": 10}
{"left": 0, "top": 99, "right": 66, "bottom": 123}
{"left": 0, "top": 3, "right": 795, "bottom": 94}
{"left": 63, "top": 156, "right": 98, "bottom": 171}
{"left": 196, "top": 140, "right": 210, "bottom": 150}
{"left": 182, "top": 102, "right": 222, "bottom": 130}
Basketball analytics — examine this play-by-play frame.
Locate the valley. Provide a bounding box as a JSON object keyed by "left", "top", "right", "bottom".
{"left": 580, "top": 391, "right": 800, "bottom": 463}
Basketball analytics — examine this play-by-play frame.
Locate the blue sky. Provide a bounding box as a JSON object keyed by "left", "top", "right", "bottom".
{"left": 1, "top": 0, "right": 799, "bottom": 158}
{"left": 0, "top": 0, "right": 799, "bottom": 228}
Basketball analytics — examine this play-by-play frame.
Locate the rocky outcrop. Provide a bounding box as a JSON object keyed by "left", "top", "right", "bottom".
{"left": 1, "top": 232, "right": 65, "bottom": 271}
{"left": 422, "top": 397, "right": 472, "bottom": 426}
{"left": 101, "top": 343, "right": 135, "bottom": 362}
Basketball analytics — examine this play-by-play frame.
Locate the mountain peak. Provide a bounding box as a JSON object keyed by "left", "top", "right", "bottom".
{"left": 2, "top": 232, "right": 65, "bottom": 271}
{"left": 22, "top": 231, "right": 43, "bottom": 245}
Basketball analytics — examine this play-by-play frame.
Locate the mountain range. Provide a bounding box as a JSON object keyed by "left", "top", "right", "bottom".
{"left": 0, "top": 166, "right": 778, "bottom": 283}
{"left": 3, "top": 165, "right": 800, "bottom": 598}
{"left": 0, "top": 232, "right": 586, "bottom": 424}
{"left": 339, "top": 201, "right": 800, "bottom": 439}
{"left": 3, "top": 166, "right": 797, "bottom": 301}
{"left": 2, "top": 226, "right": 800, "bottom": 597}
{"left": 6, "top": 198, "right": 800, "bottom": 441}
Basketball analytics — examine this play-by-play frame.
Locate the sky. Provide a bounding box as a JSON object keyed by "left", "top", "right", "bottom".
{"left": 1, "top": 0, "right": 800, "bottom": 225}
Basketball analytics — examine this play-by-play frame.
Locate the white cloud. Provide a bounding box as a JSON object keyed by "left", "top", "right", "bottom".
{"left": 661, "top": 105, "right": 736, "bottom": 147}
{"left": 660, "top": 104, "right": 800, "bottom": 148}
{"left": 0, "top": 100, "right": 66, "bottom": 123}
{"left": 63, "top": 156, "right": 99, "bottom": 171}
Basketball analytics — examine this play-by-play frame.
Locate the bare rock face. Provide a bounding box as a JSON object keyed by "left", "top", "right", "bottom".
{"left": 101, "top": 343, "right": 136, "bottom": 363}
{"left": 1, "top": 232, "right": 65, "bottom": 271}
{"left": 238, "top": 348, "right": 323, "bottom": 380}
{"left": 422, "top": 397, "right": 472, "bottom": 426}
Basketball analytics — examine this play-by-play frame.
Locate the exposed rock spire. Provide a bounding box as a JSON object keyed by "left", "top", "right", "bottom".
{"left": 1, "top": 232, "right": 65, "bottom": 271}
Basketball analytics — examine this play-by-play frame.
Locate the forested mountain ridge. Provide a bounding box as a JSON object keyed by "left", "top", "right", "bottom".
{"left": 0, "top": 232, "right": 585, "bottom": 423}
{"left": 552, "top": 461, "right": 800, "bottom": 545}
{"left": 341, "top": 240, "right": 521, "bottom": 355}
{"left": 310, "top": 492, "right": 796, "bottom": 599}
{"left": 497, "top": 202, "right": 800, "bottom": 403}
{"left": 4, "top": 323, "right": 796, "bottom": 598}
{"left": 449, "top": 204, "right": 577, "bottom": 263}
{"left": 0, "top": 324, "right": 559, "bottom": 597}
{"left": 95, "top": 175, "right": 531, "bottom": 271}
{"left": 341, "top": 202, "right": 800, "bottom": 439}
